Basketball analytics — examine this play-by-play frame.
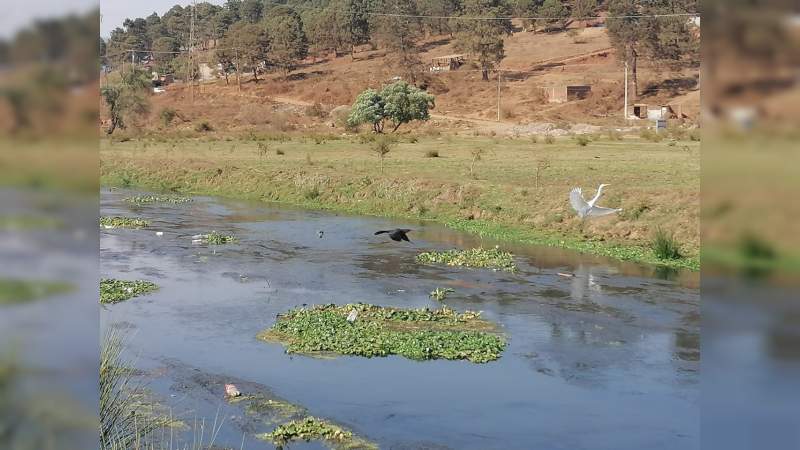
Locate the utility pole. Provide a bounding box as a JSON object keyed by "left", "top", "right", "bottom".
{"left": 496, "top": 70, "right": 501, "bottom": 122}
{"left": 188, "top": 0, "right": 196, "bottom": 104}
{"left": 623, "top": 60, "right": 629, "bottom": 122}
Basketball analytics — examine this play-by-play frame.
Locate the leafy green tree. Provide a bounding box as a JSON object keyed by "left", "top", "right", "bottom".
{"left": 537, "top": 0, "right": 570, "bottom": 31}
{"left": 381, "top": 81, "right": 435, "bottom": 132}
{"left": 607, "top": 0, "right": 699, "bottom": 101}
{"left": 455, "top": 0, "right": 512, "bottom": 81}
{"left": 101, "top": 69, "right": 151, "bottom": 134}
{"left": 265, "top": 7, "right": 308, "bottom": 78}
{"left": 162, "top": 5, "right": 189, "bottom": 48}
{"left": 239, "top": 0, "right": 263, "bottom": 23}
{"left": 347, "top": 81, "right": 435, "bottom": 133}
{"left": 416, "top": 0, "right": 461, "bottom": 36}
{"left": 152, "top": 37, "right": 179, "bottom": 74}
{"left": 221, "top": 22, "right": 269, "bottom": 82}
{"left": 347, "top": 88, "right": 385, "bottom": 132}
{"left": 331, "top": 0, "right": 371, "bottom": 59}
{"left": 370, "top": 0, "right": 423, "bottom": 82}
{"left": 571, "top": 0, "right": 597, "bottom": 25}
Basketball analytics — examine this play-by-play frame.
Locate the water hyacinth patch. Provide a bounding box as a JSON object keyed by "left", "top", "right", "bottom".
{"left": 417, "top": 246, "right": 517, "bottom": 272}
{"left": 123, "top": 195, "right": 192, "bottom": 205}
{"left": 100, "top": 279, "right": 158, "bottom": 304}
{"left": 0, "top": 278, "right": 73, "bottom": 305}
{"left": 100, "top": 216, "right": 150, "bottom": 229}
{"left": 429, "top": 287, "right": 454, "bottom": 301}
{"left": 201, "top": 231, "right": 238, "bottom": 245}
{"left": 258, "top": 303, "right": 506, "bottom": 363}
{"left": 259, "top": 416, "right": 377, "bottom": 450}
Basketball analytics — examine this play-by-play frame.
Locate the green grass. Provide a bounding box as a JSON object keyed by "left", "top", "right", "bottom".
{"left": 101, "top": 135, "right": 700, "bottom": 270}
{"left": 259, "top": 416, "right": 377, "bottom": 449}
{"left": 417, "top": 247, "right": 517, "bottom": 272}
{"left": 0, "top": 278, "right": 73, "bottom": 305}
{"left": 100, "top": 279, "right": 158, "bottom": 304}
{"left": 258, "top": 303, "right": 506, "bottom": 363}
{"left": 100, "top": 216, "right": 150, "bottom": 229}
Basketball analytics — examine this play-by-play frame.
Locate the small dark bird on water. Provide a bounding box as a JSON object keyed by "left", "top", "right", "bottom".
{"left": 317, "top": 230, "right": 324, "bottom": 238}
{"left": 374, "top": 229, "right": 412, "bottom": 242}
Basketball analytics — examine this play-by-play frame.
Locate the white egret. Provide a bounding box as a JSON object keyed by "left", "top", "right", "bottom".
{"left": 346, "top": 309, "right": 358, "bottom": 323}
{"left": 570, "top": 184, "right": 622, "bottom": 219}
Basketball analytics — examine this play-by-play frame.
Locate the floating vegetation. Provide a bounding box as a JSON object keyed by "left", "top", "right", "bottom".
{"left": 259, "top": 303, "right": 506, "bottom": 363}
{"left": 417, "top": 246, "right": 517, "bottom": 272}
{"left": 0, "top": 215, "right": 61, "bottom": 231}
{"left": 123, "top": 195, "right": 192, "bottom": 205}
{"left": 199, "top": 231, "right": 238, "bottom": 245}
{"left": 0, "top": 278, "right": 73, "bottom": 305}
{"left": 429, "top": 287, "right": 454, "bottom": 301}
{"left": 99, "top": 216, "right": 150, "bottom": 229}
{"left": 259, "top": 416, "right": 377, "bottom": 450}
{"left": 100, "top": 278, "right": 158, "bottom": 304}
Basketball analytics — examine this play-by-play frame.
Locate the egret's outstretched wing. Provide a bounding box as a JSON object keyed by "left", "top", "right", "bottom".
{"left": 570, "top": 188, "right": 588, "bottom": 213}
{"left": 586, "top": 206, "right": 621, "bottom": 217}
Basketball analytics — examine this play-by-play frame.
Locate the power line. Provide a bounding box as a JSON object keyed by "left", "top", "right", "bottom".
{"left": 366, "top": 12, "right": 699, "bottom": 21}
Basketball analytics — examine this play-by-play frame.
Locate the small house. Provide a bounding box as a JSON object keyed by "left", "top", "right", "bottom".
{"left": 566, "top": 85, "right": 592, "bottom": 101}
{"left": 430, "top": 54, "right": 466, "bottom": 72}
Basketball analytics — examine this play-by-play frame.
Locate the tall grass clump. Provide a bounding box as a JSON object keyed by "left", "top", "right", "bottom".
{"left": 544, "top": 134, "right": 556, "bottom": 144}
{"left": 100, "top": 331, "right": 162, "bottom": 449}
{"left": 650, "top": 227, "right": 682, "bottom": 260}
{"left": 574, "top": 135, "right": 590, "bottom": 147}
{"left": 424, "top": 150, "right": 439, "bottom": 158}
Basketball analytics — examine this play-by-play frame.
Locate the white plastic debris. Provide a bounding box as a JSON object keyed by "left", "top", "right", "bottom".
{"left": 156, "top": 231, "right": 164, "bottom": 236}
{"left": 224, "top": 383, "right": 241, "bottom": 398}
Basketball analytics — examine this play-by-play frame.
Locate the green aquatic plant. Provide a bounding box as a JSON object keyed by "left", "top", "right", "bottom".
{"left": 123, "top": 195, "right": 192, "bottom": 205}
{"left": 99, "top": 216, "right": 150, "bottom": 229}
{"left": 259, "top": 303, "right": 506, "bottom": 363}
{"left": 0, "top": 278, "right": 72, "bottom": 305}
{"left": 0, "top": 215, "right": 61, "bottom": 231}
{"left": 650, "top": 227, "right": 682, "bottom": 260}
{"left": 99, "top": 279, "right": 158, "bottom": 304}
{"left": 417, "top": 247, "right": 517, "bottom": 272}
{"left": 260, "top": 416, "right": 377, "bottom": 450}
{"left": 203, "top": 231, "right": 238, "bottom": 245}
{"left": 429, "top": 287, "right": 454, "bottom": 301}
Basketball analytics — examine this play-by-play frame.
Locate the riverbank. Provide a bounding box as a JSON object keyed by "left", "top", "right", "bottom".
{"left": 100, "top": 133, "right": 699, "bottom": 270}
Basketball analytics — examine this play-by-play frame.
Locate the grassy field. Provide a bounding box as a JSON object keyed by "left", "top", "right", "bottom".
{"left": 100, "top": 132, "right": 700, "bottom": 270}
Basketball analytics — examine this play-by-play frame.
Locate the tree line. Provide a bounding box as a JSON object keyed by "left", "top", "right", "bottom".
{"left": 102, "top": 0, "right": 697, "bottom": 93}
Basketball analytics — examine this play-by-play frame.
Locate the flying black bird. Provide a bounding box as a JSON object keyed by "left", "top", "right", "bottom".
{"left": 374, "top": 229, "right": 412, "bottom": 242}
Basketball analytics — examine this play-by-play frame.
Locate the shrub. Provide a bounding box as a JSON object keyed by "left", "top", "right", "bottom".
{"left": 640, "top": 128, "right": 664, "bottom": 142}
{"left": 195, "top": 121, "right": 213, "bottom": 132}
{"left": 159, "top": 107, "right": 177, "bottom": 127}
{"left": 500, "top": 106, "right": 515, "bottom": 119}
{"left": 304, "top": 186, "right": 321, "bottom": 200}
{"left": 651, "top": 228, "right": 682, "bottom": 260}
{"left": 544, "top": 134, "right": 556, "bottom": 144}
{"left": 530, "top": 135, "right": 538, "bottom": 144}
{"left": 275, "top": 149, "right": 285, "bottom": 156}
{"left": 739, "top": 233, "right": 776, "bottom": 260}
{"left": 424, "top": 150, "right": 439, "bottom": 158}
{"left": 575, "top": 135, "right": 590, "bottom": 147}
{"left": 689, "top": 128, "right": 701, "bottom": 141}
{"left": 607, "top": 129, "right": 623, "bottom": 141}
{"left": 305, "top": 102, "right": 328, "bottom": 118}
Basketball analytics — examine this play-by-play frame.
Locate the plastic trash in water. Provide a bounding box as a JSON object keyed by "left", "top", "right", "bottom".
{"left": 224, "top": 383, "right": 241, "bottom": 398}
{"left": 155, "top": 231, "right": 164, "bottom": 236}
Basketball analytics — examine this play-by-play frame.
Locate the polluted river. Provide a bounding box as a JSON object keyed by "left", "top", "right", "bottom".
{"left": 100, "top": 187, "right": 699, "bottom": 450}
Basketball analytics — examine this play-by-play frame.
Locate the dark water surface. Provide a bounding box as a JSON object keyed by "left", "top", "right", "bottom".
{"left": 100, "top": 188, "right": 699, "bottom": 450}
